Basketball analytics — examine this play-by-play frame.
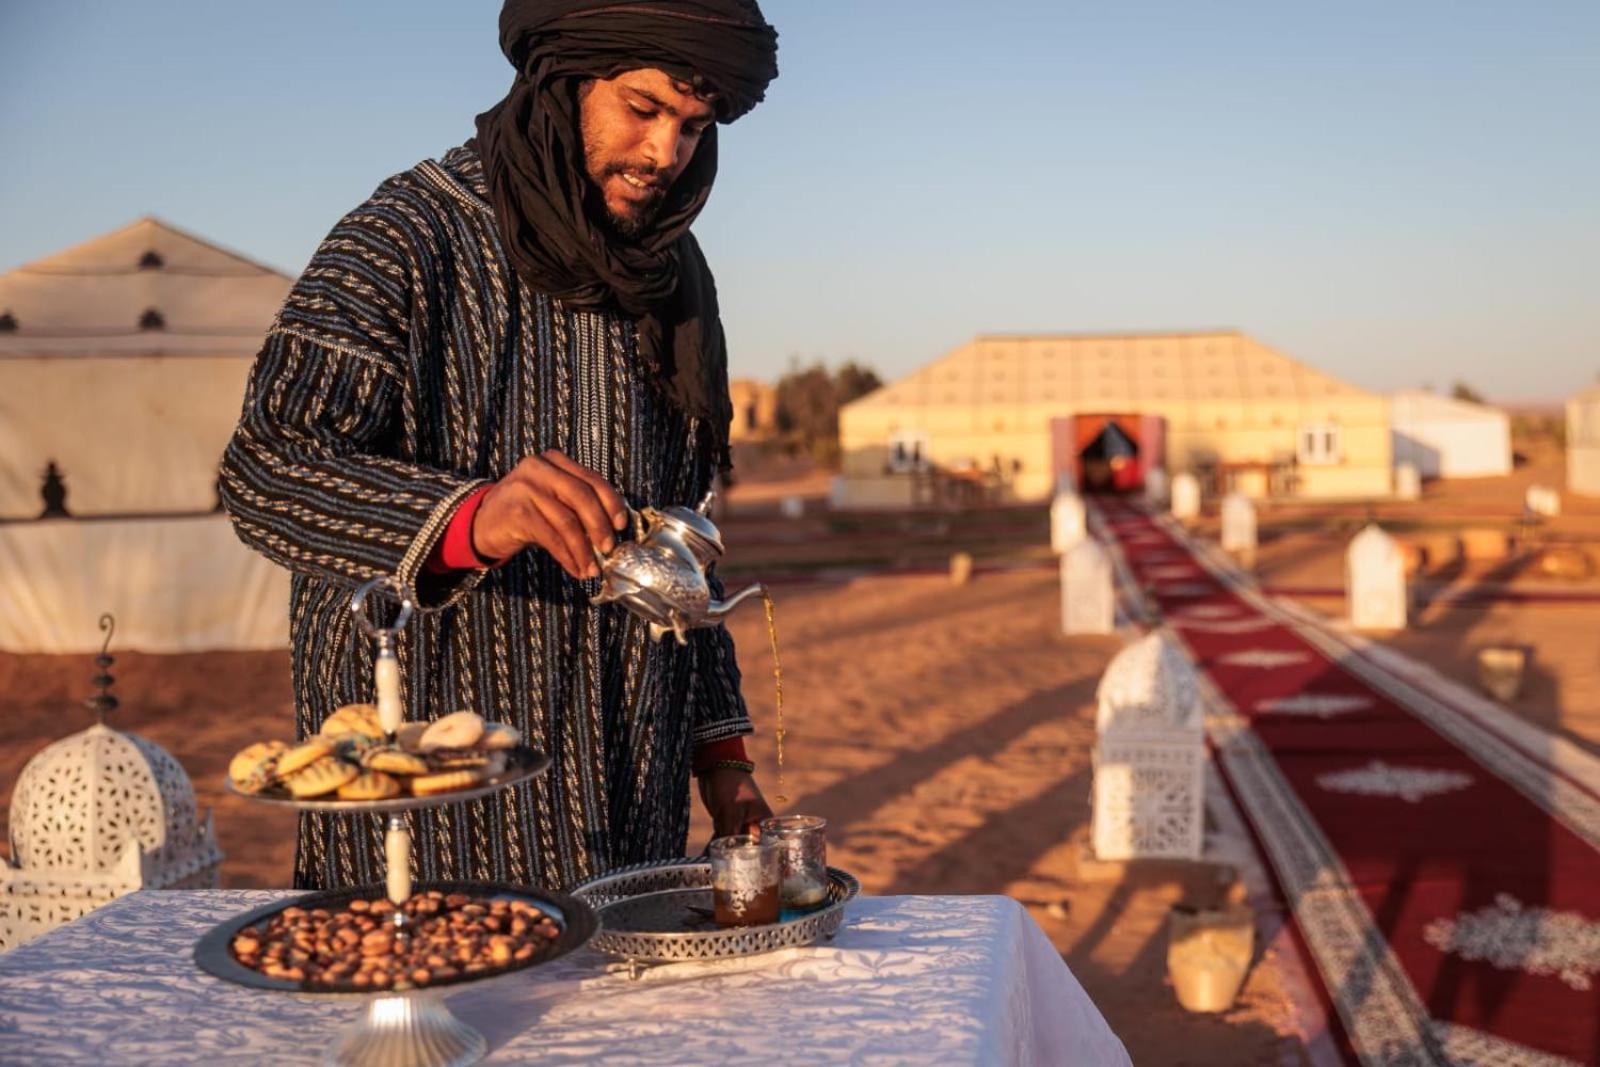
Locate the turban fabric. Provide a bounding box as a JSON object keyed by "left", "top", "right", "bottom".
{"left": 473, "top": 0, "right": 779, "bottom": 471}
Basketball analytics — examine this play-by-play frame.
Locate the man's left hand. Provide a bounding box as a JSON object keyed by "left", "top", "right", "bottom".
{"left": 698, "top": 768, "right": 774, "bottom": 840}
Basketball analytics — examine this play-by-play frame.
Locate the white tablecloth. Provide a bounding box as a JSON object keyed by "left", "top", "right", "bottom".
{"left": 0, "top": 890, "right": 1129, "bottom": 1065}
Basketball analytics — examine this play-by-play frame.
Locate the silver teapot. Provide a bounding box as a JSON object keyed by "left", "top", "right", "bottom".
{"left": 590, "top": 490, "right": 766, "bottom": 644}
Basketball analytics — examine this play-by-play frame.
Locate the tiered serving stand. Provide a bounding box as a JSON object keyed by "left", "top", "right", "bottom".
{"left": 192, "top": 577, "right": 597, "bottom": 1067}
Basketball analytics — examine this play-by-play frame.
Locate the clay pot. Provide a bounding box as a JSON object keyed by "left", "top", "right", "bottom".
{"left": 1537, "top": 546, "right": 1594, "bottom": 581}
{"left": 1167, "top": 904, "right": 1254, "bottom": 1013}
{"left": 949, "top": 551, "right": 974, "bottom": 586}
{"left": 1459, "top": 527, "right": 1512, "bottom": 562}
{"left": 1476, "top": 646, "right": 1527, "bottom": 703}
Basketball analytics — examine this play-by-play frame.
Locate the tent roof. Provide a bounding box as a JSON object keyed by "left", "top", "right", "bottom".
{"left": 845, "top": 330, "right": 1375, "bottom": 412}
{"left": 0, "top": 217, "right": 292, "bottom": 358}
{"left": 1389, "top": 389, "right": 1508, "bottom": 424}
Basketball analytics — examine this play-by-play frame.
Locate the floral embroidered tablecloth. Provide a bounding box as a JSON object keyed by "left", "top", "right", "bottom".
{"left": 0, "top": 890, "right": 1129, "bottom": 1065}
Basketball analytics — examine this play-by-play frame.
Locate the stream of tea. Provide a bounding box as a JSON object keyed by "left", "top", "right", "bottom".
{"left": 760, "top": 591, "right": 787, "bottom": 804}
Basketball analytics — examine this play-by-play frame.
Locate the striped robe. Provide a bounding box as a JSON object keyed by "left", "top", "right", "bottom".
{"left": 219, "top": 144, "right": 751, "bottom": 892}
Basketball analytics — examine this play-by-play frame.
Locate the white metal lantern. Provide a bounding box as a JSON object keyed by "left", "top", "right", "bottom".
{"left": 1144, "top": 468, "right": 1170, "bottom": 506}
{"left": 1050, "top": 490, "right": 1087, "bottom": 554}
{"left": 1170, "top": 473, "right": 1201, "bottom": 523}
{"left": 1061, "top": 538, "right": 1114, "bottom": 635}
{"left": 1, "top": 619, "right": 221, "bottom": 951}
{"left": 1091, "top": 630, "right": 1205, "bottom": 861}
{"left": 1346, "top": 523, "right": 1408, "bottom": 631}
{"left": 1394, "top": 462, "right": 1422, "bottom": 501}
{"left": 1220, "top": 492, "right": 1257, "bottom": 556}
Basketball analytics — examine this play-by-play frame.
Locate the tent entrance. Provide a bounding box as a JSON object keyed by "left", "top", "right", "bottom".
{"left": 1050, "top": 414, "right": 1164, "bottom": 495}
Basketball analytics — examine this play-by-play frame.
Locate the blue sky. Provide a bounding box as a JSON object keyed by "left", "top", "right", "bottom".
{"left": 2, "top": 1, "right": 1596, "bottom": 401}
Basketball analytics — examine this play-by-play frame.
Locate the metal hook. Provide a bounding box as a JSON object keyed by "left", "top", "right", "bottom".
{"left": 349, "top": 576, "right": 416, "bottom": 640}
{"left": 86, "top": 612, "right": 118, "bottom": 724}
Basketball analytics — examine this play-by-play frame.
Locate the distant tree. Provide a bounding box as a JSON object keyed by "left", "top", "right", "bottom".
{"left": 834, "top": 361, "right": 883, "bottom": 406}
{"left": 774, "top": 358, "right": 885, "bottom": 467}
{"left": 1451, "top": 381, "right": 1486, "bottom": 405}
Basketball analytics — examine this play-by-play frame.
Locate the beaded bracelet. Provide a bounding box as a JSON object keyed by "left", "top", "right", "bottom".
{"left": 694, "top": 758, "right": 756, "bottom": 777}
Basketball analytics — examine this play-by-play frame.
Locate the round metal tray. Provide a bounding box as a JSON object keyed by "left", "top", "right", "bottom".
{"left": 571, "top": 858, "right": 859, "bottom": 966}
{"left": 225, "top": 746, "right": 551, "bottom": 813}
{"left": 193, "top": 879, "right": 597, "bottom": 995}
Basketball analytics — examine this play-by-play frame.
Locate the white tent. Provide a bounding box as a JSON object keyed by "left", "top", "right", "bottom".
{"left": 0, "top": 218, "right": 291, "bottom": 651}
{"left": 0, "top": 217, "right": 291, "bottom": 517}
{"left": 1389, "top": 390, "right": 1511, "bottom": 479}
{"left": 1567, "top": 386, "right": 1600, "bottom": 497}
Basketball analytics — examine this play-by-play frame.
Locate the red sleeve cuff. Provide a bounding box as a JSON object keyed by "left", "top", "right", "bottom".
{"left": 425, "top": 485, "right": 497, "bottom": 574}
{"left": 692, "top": 736, "right": 751, "bottom": 774}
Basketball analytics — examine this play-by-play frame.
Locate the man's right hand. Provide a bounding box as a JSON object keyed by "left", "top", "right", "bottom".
{"left": 470, "top": 451, "right": 630, "bottom": 579}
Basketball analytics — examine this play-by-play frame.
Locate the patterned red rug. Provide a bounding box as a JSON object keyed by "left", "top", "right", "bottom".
{"left": 1095, "top": 500, "right": 1600, "bottom": 1066}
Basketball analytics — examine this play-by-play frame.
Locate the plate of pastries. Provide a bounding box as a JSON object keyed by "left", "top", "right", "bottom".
{"left": 225, "top": 706, "right": 547, "bottom": 809}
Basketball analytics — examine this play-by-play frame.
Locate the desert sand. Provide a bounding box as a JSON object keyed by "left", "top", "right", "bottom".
{"left": 0, "top": 567, "right": 1306, "bottom": 1064}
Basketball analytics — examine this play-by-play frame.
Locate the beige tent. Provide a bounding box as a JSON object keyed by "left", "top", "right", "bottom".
{"left": 837, "top": 330, "right": 1391, "bottom": 508}
{"left": 0, "top": 219, "right": 291, "bottom": 652}
{"left": 0, "top": 216, "right": 291, "bottom": 517}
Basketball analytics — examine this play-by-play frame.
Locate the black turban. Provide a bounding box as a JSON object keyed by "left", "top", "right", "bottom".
{"left": 473, "top": 0, "right": 779, "bottom": 472}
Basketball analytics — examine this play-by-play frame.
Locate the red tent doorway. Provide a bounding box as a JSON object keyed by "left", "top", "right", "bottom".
{"left": 1050, "top": 414, "right": 1165, "bottom": 494}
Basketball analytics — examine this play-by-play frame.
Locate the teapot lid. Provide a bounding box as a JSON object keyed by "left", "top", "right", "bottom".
{"left": 651, "top": 491, "right": 724, "bottom": 557}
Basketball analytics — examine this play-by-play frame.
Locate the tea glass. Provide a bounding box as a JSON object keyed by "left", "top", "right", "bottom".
{"left": 708, "top": 834, "right": 780, "bottom": 927}
{"left": 760, "top": 814, "right": 829, "bottom": 917}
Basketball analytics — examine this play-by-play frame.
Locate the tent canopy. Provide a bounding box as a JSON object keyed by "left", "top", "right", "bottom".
{"left": 0, "top": 217, "right": 290, "bottom": 357}
{"left": 0, "top": 218, "right": 291, "bottom": 517}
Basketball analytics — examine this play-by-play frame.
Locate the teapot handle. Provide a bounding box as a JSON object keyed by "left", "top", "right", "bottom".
{"left": 592, "top": 506, "right": 646, "bottom": 570}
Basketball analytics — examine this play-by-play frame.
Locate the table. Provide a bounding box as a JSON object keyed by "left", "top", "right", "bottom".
{"left": 0, "top": 890, "right": 1129, "bottom": 1065}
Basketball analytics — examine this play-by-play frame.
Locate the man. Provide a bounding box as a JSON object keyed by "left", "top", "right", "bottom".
{"left": 220, "top": 0, "right": 780, "bottom": 892}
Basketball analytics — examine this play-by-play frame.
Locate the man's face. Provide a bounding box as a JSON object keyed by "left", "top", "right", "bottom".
{"left": 578, "top": 68, "right": 717, "bottom": 238}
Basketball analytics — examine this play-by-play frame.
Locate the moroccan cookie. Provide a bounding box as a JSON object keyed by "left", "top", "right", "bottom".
{"left": 424, "top": 751, "right": 490, "bottom": 771}
{"left": 276, "top": 738, "right": 337, "bottom": 778}
{"left": 427, "top": 750, "right": 508, "bottom": 776}
{"left": 285, "top": 756, "right": 360, "bottom": 798}
{"left": 395, "top": 722, "right": 428, "bottom": 753}
{"left": 337, "top": 771, "right": 401, "bottom": 801}
{"left": 228, "top": 741, "right": 287, "bottom": 793}
{"left": 363, "top": 747, "right": 429, "bottom": 776}
{"left": 480, "top": 722, "right": 522, "bottom": 750}
{"left": 408, "top": 768, "right": 487, "bottom": 797}
{"left": 418, "top": 711, "right": 485, "bottom": 753}
{"left": 320, "top": 703, "right": 385, "bottom": 741}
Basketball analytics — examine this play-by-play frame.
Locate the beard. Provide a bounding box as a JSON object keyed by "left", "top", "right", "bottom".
{"left": 579, "top": 116, "right": 666, "bottom": 240}
{"left": 591, "top": 162, "right": 666, "bottom": 239}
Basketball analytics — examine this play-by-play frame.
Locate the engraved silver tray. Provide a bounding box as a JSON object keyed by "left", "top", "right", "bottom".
{"left": 572, "top": 858, "right": 859, "bottom": 967}
{"left": 224, "top": 746, "right": 550, "bottom": 813}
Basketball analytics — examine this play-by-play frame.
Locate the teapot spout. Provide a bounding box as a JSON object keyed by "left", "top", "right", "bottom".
{"left": 705, "top": 582, "right": 767, "bottom": 623}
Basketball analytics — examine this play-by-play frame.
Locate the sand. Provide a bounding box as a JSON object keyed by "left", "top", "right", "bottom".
{"left": 0, "top": 568, "right": 1305, "bottom": 1063}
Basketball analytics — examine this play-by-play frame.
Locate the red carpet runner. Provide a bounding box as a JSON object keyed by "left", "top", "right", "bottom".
{"left": 1095, "top": 500, "right": 1600, "bottom": 1066}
